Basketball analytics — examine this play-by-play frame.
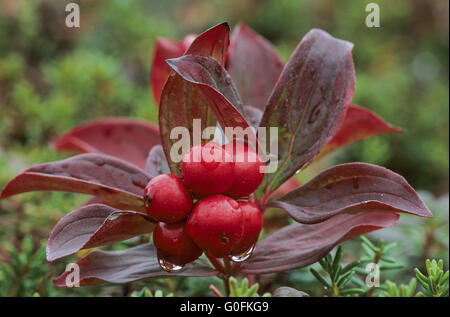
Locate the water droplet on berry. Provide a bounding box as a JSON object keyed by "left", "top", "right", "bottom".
{"left": 157, "top": 254, "right": 184, "bottom": 272}
{"left": 230, "top": 244, "right": 255, "bottom": 263}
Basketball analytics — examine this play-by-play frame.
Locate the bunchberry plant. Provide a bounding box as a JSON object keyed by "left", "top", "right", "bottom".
{"left": 0, "top": 23, "right": 433, "bottom": 294}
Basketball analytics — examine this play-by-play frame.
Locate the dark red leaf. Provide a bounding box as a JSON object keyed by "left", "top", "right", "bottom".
{"left": 268, "top": 163, "right": 432, "bottom": 224}
{"left": 243, "top": 105, "right": 263, "bottom": 130}
{"left": 51, "top": 118, "right": 160, "bottom": 169}
{"left": 227, "top": 23, "right": 284, "bottom": 110}
{"left": 319, "top": 105, "right": 402, "bottom": 158}
{"left": 150, "top": 38, "right": 186, "bottom": 106}
{"left": 166, "top": 55, "right": 254, "bottom": 135}
{"left": 185, "top": 24, "right": 229, "bottom": 65}
{"left": 0, "top": 154, "right": 150, "bottom": 208}
{"left": 257, "top": 29, "right": 355, "bottom": 196}
{"left": 269, "top": 176, "right": 302, "bottom": 200}
{"left": 82, "top": 197, "right": 145, "bottom": 212}
{"left": 241, "top": 211, "right": 399, "bottom": 274}
{"left": 167, "top": 55, "right": 244, "bottom": 113}
{"left": 159, "top": 23, "right": 230, "bottom": 175}
{"left": 53, "top": 244, "right": 218, "bottom": 287}
{"left": 145, "top": 144, "right": 170, "bottom": 177}
{"left": 47, "top": 204, "right": 155, "bottom": 262}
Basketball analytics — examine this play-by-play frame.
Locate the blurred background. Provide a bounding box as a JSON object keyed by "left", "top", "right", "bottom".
{"left": 0, "top": 0, "right": 448, "bottom": 296}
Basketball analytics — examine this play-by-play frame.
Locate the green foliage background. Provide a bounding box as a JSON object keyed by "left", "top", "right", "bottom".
{"left": 0, "top": 0, "right": 448, "bottom": 296}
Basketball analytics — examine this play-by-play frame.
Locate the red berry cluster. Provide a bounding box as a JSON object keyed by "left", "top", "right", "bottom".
{"left": 144, "top": 141, "right": 264, "bottom": 269}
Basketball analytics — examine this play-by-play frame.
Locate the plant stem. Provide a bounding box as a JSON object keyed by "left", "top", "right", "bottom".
{"left": 209, "top": 284, "right": 224, "bottom": 297}
{"left": 223, "top": 258, "right": 233, "bottom": 275}
{"left": 332, "top": 283, "right": 340, "bottom": 297}
{"left": 205, "top": 252, "right": 226, "bottom": 274}
{"left": 222, "top": 276, "right": 230, "bottom": 297}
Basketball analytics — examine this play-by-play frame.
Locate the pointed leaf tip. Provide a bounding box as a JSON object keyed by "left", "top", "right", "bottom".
{"left": 227, "top": 22, "right": 284, "bottom": 110}
{"left": 318, "top": 105, "right": 402, "bottom": 158}
{"left": 46, "top": 204, "right": 155, "bottom": 262}
{"left": 0, "top": 154, "right": 150, "bottom": 209}
{"left": 166, "top": 54, "right": 256, "bottom": 146}
{"left": 257, "top": 28, "right": 355, "bottom": 195}
{"left": 268, "top": 162, "right": 433, "bottom": 224}
{"left": 159, "top": 23, "right": 231, "bottom": 175}
{"left": 242, "top": 211, "right": 399, "bottom": 274}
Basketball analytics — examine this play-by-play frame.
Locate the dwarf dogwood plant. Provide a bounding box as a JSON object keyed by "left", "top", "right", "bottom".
{"left": 0, "top": 23, "right": 432, "bottom": 289}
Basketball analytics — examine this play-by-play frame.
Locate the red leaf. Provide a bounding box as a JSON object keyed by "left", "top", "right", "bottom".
{"left": 243, "top": 105, "right": 263, "bottom": 130}
{"left": 53, "top": 244, "right": 218, "bottom": 287}
{"left": 51, "top": 118, "right": 160, "bottom": 169}
{"left": 167, "top": 55, "right": 244, "bottom": 112}
{"left": 185, "top": 24, "right": 229, "bottom": 65}
{"left": 47, "top": 204, "right": 155, "bottom": 262}
{"left": 82, "top": 197, "right": 145, "bottom": 212}
{"left": 145, "top": 144, "right": 170, "bottom": 177}
{"left": 319, "top": 105, "right": 402, "bottom": 157}
{"left": 150, "top": 38, "right": 186, "bottom": 106}
{"left": 0, "top": 154, "right": 149, "bottom": 208}
{"left": 268, "top": 162, "right": 432, "bottom": 224}
{"left": 257, "top": 29, "right": 355, "bottom": 196}
{"left": 167, "top": 55, "right": 255, "bottom": 143}
{"left": 227, "top": 23, "right": 284, "bottom": 110}
{"left": 241, "top": 211, "right": 399, "bottom": 274}
{"left": 269, "top": 176, "right": 302, "bottom": 200}
{"left": 159, "top": 23, "right": 231, "bottom": 175}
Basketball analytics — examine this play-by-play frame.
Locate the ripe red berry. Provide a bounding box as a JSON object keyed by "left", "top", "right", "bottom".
{"left": 181, "top": 142, "right": 234, "bottom": 196}
{"left": 186, "top": 195, "right": 244, "bottom": 258}
{"left": 231, "top": 201, "right": 263, "bottom": 255}
{"left": 223, "top": 142, "right": 264, "bottom": 198}
{"left": 153, "top": 222, "right": 202, "bottom": 266}
{"left": 144, "top": 174, "right": 192, "bottom": 223}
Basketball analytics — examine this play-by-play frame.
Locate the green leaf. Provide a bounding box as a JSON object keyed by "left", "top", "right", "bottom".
{"left": 340, "top": 288, "right": 366, "bottom": 296}
{"left": 379, "top": 263, "right": 404, "bottom": 271}
{"left": 341, "top": 260, "right": 360, "bottom": 274}
{"left": 332, "top": 246, "right": 343, "bottom": 276}
{"left": 360, "top": 236, "right": 378, "bottom": 252}
{"left": 337, "top": 271, "right": 355, "bottom": 288}
{"left": 229, "top": 277, "right": 239, "bottom": 297}
{"left": 244, "top": 284, "right": 259, "bottom": 297}
{"left": 310, "top": 268, "right": 331, "bottom": 289}
{"left": 406, "top": 279, "right": 417, "bottom": 297}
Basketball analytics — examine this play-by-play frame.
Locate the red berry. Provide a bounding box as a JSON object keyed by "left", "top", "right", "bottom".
{"left": 231, "top": 201, "right": 263, "bottom": 255}
{"left": 153, "top": 222, "right": 202, "bottom": 266}
{"left": 144, "top": 174, "right": 192, "bottom": 223}
{"left": 181, "top": 142, "right": 234, "bottom": 195}
{"left": 223, "top": 142, "right": 264, "bottom": 198}
{"left": 186, "top": 195, "right": 244, "bottom": 258}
